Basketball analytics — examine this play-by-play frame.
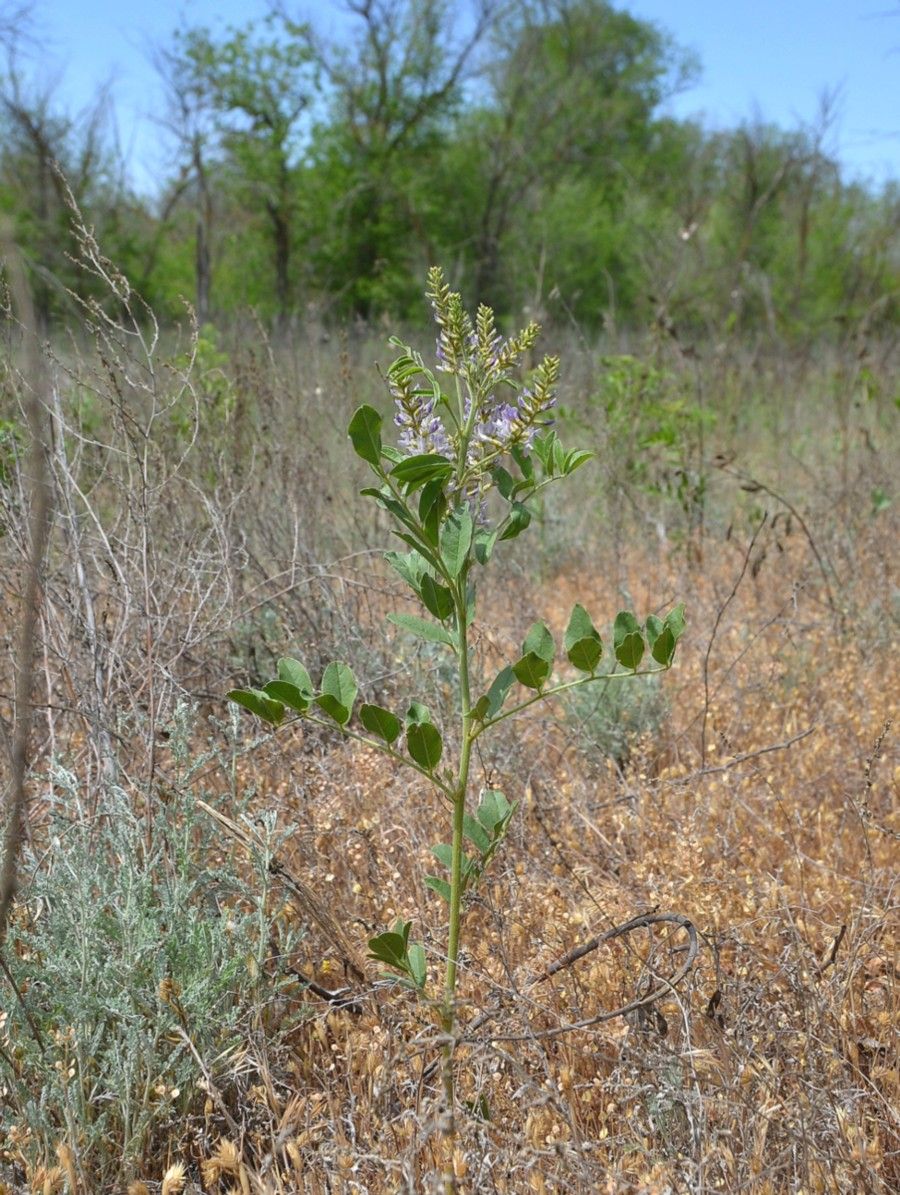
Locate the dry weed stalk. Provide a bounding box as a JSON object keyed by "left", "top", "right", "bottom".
{"left": 0, "top": 234, "right": 51, "bottom": 949}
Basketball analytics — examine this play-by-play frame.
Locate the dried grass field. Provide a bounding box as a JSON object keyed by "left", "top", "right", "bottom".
{"left": 0, "top": 278, "right": 897, "bottom": 1194}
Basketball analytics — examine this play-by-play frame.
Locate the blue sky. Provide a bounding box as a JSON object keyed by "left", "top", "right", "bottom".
{"left": 15, "top": 0, "right": 900, "bottom": 191}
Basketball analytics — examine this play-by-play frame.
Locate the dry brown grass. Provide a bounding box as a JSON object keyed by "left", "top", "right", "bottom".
{"left": 131, "top": 509, "right": 891, "bottom": 1193}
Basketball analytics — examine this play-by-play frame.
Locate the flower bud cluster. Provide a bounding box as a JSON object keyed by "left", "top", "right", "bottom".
{"left": 391, "top": 268, "right": 559, "bottom": 507}
{"left": 428, "top": 266, "right": 473, "bottom": 376}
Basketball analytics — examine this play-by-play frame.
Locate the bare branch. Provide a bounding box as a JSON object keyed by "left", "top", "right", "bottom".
{"left": 0, "top": 232, "right": 52, "bottom": 948}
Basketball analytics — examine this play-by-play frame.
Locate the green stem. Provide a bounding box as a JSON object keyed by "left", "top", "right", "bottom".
{"left": 439, "top": 568, "right": 474, "bottom": 1179}
{"left": 301, "top": 714, "right": 455, "bottom": 797}
{"left": 471, "top": 665, "right": 669, "bottom": 741}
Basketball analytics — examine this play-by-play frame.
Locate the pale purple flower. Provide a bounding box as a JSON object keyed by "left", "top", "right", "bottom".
{"left": 392, "top": 387, "right": 451, "bottom": 456}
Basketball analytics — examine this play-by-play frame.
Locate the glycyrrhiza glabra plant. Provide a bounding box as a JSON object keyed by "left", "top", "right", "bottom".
{"left": 228, "top": 266, "right": 685, "bottom": 1156}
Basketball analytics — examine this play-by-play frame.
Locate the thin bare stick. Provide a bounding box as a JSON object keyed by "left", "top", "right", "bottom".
{"left": 701, "top": 513, "right": 767, "bottom": 767}
{"left": 461, "top": 912, "right": 698, "bottom": 1047}
{"left": 196, "top": 798, "right": 367, "bottom": 982}
{"left": 816, "top": 924, "right": 846, "bottom": 977}
{"left": 715, "top": 459, "right": 841, "bottom": 623}
{"left": 529, "top": 910, "right": 697, "bottom": 987}
{"left": 860, "top": 717, "right": 898, "bottom": 841}
{"left": 668, "top": 725, "right": 816, "bottom": 785}
{"left": 0, "top": 951, "right": 44, "bottom": 1050}
{"left": 0, "top": 233, "right": 52, "bottom": 949}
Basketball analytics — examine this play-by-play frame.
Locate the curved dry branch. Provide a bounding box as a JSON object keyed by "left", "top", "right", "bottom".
{"left": 468, "top": 912, "right": 699, "bottom": 1045}
{"left": 196, "top": 798, "right": 367, "bottom": 983}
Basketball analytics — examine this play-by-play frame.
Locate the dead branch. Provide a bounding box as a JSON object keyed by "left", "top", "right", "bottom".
{"left": 701, "top": 512, "right": 767, "bottom": 767}
{"left": 196, "top": 798, "right": 367, "bottom": 982}
{"left": 0, "top": 233, "right": 52, "bottom": 949}
{"left": 668, "top": 724, "right": 817, "bottom": 785}
{"left": 714, "top": 458, "right": 841, "bottom": 624}
{"left": 465, "top": 911, "right": 699, "bottom": 1046}
{"left": 816, "top": 924, "right": 847, "bottom": 977}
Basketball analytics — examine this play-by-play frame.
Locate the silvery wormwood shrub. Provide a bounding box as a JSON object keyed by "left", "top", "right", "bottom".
{"left": 0, "top": 714, "right": 304, "bottom": 1188}
{"left": 228, "top": 266, "right": 686, "bottom": 1133}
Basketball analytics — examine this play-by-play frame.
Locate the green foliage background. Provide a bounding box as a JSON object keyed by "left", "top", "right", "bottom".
{"left": 0, "top": 0, "right": 896, "bottom": 337}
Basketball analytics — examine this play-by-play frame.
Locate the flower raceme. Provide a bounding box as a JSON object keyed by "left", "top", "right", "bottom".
{"left": 388, "top": 267, "right": 560, "bottom": 512}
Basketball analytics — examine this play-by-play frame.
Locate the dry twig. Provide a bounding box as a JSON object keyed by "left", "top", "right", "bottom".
{"left": 0, "top": 234, "right": 52, "bottom": 949}
{"left": 196, "top": 798, "right": 367, "bottom": 982}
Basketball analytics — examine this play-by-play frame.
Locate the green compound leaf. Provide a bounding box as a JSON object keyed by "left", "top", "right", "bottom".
{"left": 277, "top": 657, "right": 313, "bottom": 698}
{"left": 666, "top": 602, "right": 687, "bottom": 642}
{"left": 387, "top": 611, "right": 454, "bottom": 646}
{"left": 647, "top": 603, "right": 686, "bottom": 667}
{"left": 645, "top": 614, "right": 664, "bottom": 648}
{"left": 424, "top": 875, "right": 451, "bottom": 903}
{"left": 564, "top": 449, "right": 594, "bottom": 475}
{"left": 551, "top": 436, "right": 566, "bottom": 476}
{"left": 513, "top": 651, "right": 551, "bottom": 691}
{"left": 263, "top": 680, "right": 310, "bottom": 713}
{"left": 358, "top": 703, "right": 402, "bottom": 744}
{"left": 361, "top": 486, "right": 414, "bottom": 527}
{"left": 613, "top": 611, "right": 645, "bottom": 671}
{"left": 564, "top": 604, "right": 602, "bottom": 673}
{"left": 466, "top": 583, "right": 477, "bottom": 626}
{"left": 384, "top": 549, "right": 427, "bottom": 592}
{"left": 492, "top": 464, "right": 515, "bottom": 499}
{"left": 440, "top": 507, "right": 474, "bottom": 578}
{"left": 315, "top": 661, "right": 358, "bottom": 725}
{"left": 227, "top": 687, "right": 285, "bottom": 725}
{"left": 391, "top": 453, "right": 453, "bottom": 493}
{"left": 522, "top": 621, "right": 555, "bottom": 665}
{"left": 418, "top": 479, "right": 446, "bottom": 545}
{"left": 649, "top": 624, "right": 675, "bottom": 667}
{"left": 474, "top": 527, "right": 499, "bottom": 565}
{"left": 463, "top": 813, "right": 491, "bottom": 854}
{"left": 430, "top": 842, "right": 453, "bottom": 870}
{"left": 498, "top": 501, "right": 531, "bottom": 542}
{"left": 367, "top": 930, "right": 408, "bottom": 970}
{"left": 431, "top": 842, "right": 476, "bottom": 884}
{"left": 420, "top": 574, "right": 454, "bottom": 621}
{"left": 348, "top": 404, "right": 383, "bottom": 467}
{"left": 407, "top": 720, "right": 443, "bottom": 771}
{"left": 472, "top": 665, "right": 515, "bottom": 722}
{"left": 510, "top": 442, "right": 534, "bottom": 480}
{"left": 532, "top": 431, "right": 555, "bottom": 471}
{"left": 390, "top": 531, "right": 443, "bottom": 568}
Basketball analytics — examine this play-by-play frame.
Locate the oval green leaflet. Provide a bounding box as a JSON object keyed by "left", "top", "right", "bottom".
{"left": 387, "top": 611, "right": 454, "bottom": 646}
{"left": 315, "top": 661, "right": 358, "bottom": 725}
{"left": 227, "top": 687, "right": 285, "bottom": 725}
{"left": 406, "top": 720, "right": 443, "bottom": 770}
{"left": 348, "top": 404, "right": 383, "bottom": 467}
{"left": 564, "top": 604, "right": 602, "bottom": 673}
{"left": 613, "top": 611, "right": 645, "bottom": 671}
{"left": 358, "top": 703, "right": 402, "bottom": 744}
{"left": 440, "top": 507, "right": 474, "bottom": 578}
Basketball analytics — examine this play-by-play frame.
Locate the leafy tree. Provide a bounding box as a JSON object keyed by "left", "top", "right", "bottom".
{"left": 153, "top": 37, "right": 222, "bottom": 323}
{"left": 303, "top": 0, "right": 499, "bottom": 318}
{"left": 174, "top": 15, "right": 315, "bottom": 318}
{"left": 447, "top": 0, "right": 697, "bottom": 313}
{"left": 0, "top": 50, "right": 123, "bottom": 324}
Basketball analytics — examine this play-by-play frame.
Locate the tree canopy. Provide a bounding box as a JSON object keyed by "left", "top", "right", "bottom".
{"left": 0, "top": 0, "right": 896, "bottom": 339}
